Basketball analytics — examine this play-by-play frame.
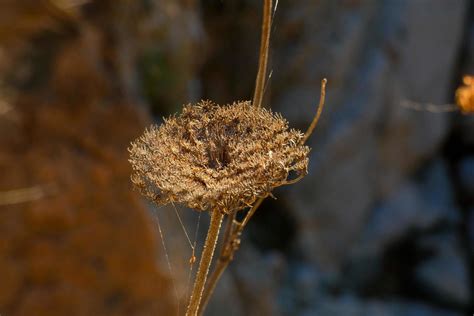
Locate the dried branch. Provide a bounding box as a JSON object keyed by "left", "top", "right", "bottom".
{"left": 252, "top": 0, "right": 272, "bottom": 108}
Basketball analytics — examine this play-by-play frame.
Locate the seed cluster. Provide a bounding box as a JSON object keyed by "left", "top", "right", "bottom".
{"left": 129, "top": 100, "right": 309, "bottom": 213}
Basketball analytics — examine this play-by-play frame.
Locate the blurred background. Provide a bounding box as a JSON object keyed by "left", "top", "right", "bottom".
{"left": 0, "top": 0, "right": 473, "bottom": 315}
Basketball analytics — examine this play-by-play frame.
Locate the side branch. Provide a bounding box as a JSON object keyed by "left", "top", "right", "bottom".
{"left": 301, "top": 78, "right": 327, "bottom": 144}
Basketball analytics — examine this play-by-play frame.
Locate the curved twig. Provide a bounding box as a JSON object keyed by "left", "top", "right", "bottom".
{"left": 301, "top": 78, "right": 327, "bottom": 144}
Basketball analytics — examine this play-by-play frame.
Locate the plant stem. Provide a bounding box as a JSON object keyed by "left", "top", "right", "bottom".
{"left": 252, "top": 0, "right": 272, "bottom": 108}
{"left": 198, "top": 198, "right": 263, "bottom": 315}
{"left": 199, "top": 79, "right": 328, "bottom": 311}
{"left": 198, "top": 213, "right": 237, "bottom": 315}
{"left": 186, "top": 209, "right": 224, "bottom": 316}
{"left": 197, "top": 245, "right": 231, "bottom": 316}
{"left": 301, "top": 78, "right": 327, "bottom": 144}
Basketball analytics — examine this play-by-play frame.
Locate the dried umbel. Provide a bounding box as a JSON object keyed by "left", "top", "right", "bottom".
{"left": 455, "top": 75, "right": 474, "bottom": 114}
{"left": 129, "top": 1, "right": 325, "bottom": 315}
{"left": 129, "top": 100, "right": 309, "bottom": 214}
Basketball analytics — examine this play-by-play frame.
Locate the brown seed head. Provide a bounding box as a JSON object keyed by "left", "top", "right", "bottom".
{"left": 455, "top": 75, "right": 474, "bottom": 114}
{"left": 129, "top": 100, "right": 309, "bottom": 213}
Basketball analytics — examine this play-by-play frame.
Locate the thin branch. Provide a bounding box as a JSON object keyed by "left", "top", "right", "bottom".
{"left": 252, "top": 0, "right": 272, "bottom": 108}
{"left": 221, "top": 212, "right": 236, "bottom": 252}
{"left": 400, "top": 99, "right": 458, "bottom": 113}
{"left": 240, "top": 196, "right": 265, "bottom": 228}
{"left": 301, "top": 78, "right": 327, "bottom": 144}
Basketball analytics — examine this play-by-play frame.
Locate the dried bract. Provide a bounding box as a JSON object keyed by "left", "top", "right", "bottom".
{"left": 129, "top": 100, "right": 309, "bottom": 213}
{"left": 455, "top": 75, "right": 474, "bottom": 114}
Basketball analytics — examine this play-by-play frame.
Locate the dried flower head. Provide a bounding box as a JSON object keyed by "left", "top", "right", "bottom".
{"left": 455, "top": 75, "right": 474, "bottom": 114}
{"left": 129, "top": 100, "right": 309, "bottom": 213}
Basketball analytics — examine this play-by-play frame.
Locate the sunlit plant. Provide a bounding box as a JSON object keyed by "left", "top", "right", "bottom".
{"left": 128, "top": 1, "right": 327, "bottom": 314}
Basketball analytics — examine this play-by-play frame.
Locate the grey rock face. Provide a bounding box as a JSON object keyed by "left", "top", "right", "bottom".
{"left": 275, "top": 0, "right": 465, "bottom": 272}
{"left": 355, "top": 161, "right": 459, "bottom": 257}
{"left": 341, "top": 160, "right": 461, "bottom": 294}
{"left": 415, "top": 233, "right": 471, "bottom": 306}
{"left": 205, "top": 244, "right": 286, "bottom": 316}
{"left": 457, "top": 156, "right": 474, "bottom": 196}
{"left": 305, "top": 296, "right": 462, "bottom": 316}
{"left": 469, "top": 209, "right": 474, "bottom": 253}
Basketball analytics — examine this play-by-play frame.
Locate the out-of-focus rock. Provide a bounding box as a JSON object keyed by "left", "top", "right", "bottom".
{"left": 268, "top": 0, "right": 465, "bottom": 272}
{"left": 469, "top": 208, "right": 474, "bottom": 253}
{"left": 279, "top": 262, "right": 326, "bottom": 315}
{"left": 229, "top": 245, "right": 284, "bottom": 316}
{"left": 204, "top": 272, "right": 244, "bottom": 316}
{"left": 0, "top": 100, "right": 177, "bottom": 316}
{"left": 0, "top": 1, "right": 193, "bottom": 315}
{"left": 139, "top": 0, "right": 205, "bottom": 113}
{"left": 355, "top": 160, "right": 459, "bottom": 258}
{"left": 456, "top": 156, "right": 474, "bottom": 197}
{"left": 341, "top": 161, "right": 460, "bottom": 295}
{"left": 302, "top": 295, "right": 462, "bottom": 316}
{"left": 202, "top": 244, "right": 285, "bottom": 316}
{"left": 415, "top": 232, "right": 471, "bottom": 306}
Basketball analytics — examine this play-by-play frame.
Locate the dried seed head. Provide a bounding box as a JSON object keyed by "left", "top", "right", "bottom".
{"left": 129, "top": 100, "right": 309, "bottom": 213}
{"left": 456, "top": 75, "right": 474, "bottom": 114}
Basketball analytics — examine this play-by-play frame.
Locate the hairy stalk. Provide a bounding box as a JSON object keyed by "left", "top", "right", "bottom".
{"left": 186, "top": 210, "right": 224, "bottom": 316}
{"left": 199, "top": 79, "right": 328, "bottom": 313}
{"left": 198, "top": 212, "right": 238, "bottom": 315}
{"left": 252, "top": 0, "right": 272, "bottom": 108}
{"left": 198, "top": 234, "right": 235, "bottom": 314}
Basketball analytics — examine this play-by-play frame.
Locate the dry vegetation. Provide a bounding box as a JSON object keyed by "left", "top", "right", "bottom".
{"left": 128, "top": 1, "right": 327, "bottom": 314}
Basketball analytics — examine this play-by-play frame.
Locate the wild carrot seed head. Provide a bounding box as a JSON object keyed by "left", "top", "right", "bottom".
{"left": 129, "top": 100, "right": 309, "bottom": 213}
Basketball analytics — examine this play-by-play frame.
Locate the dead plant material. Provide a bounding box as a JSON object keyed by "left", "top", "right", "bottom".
{"left": 129, "top": 0, "right": 328, "bottom": 314}
{"left": 455, "top": 75, "right": 474, "bottom": 114}
{"left": 129, "top": 100, "right": 309, "bottom": 214}
{"left": 401, "top": 75, "right": 474, "bottom": 114}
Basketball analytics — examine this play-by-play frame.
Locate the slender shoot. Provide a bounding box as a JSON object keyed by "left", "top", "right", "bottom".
{"left": 252, "top": 0, "right": 273, "bottom": 108}
{"left": 301, "top": 78, "right": 327, "bottom": 144}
